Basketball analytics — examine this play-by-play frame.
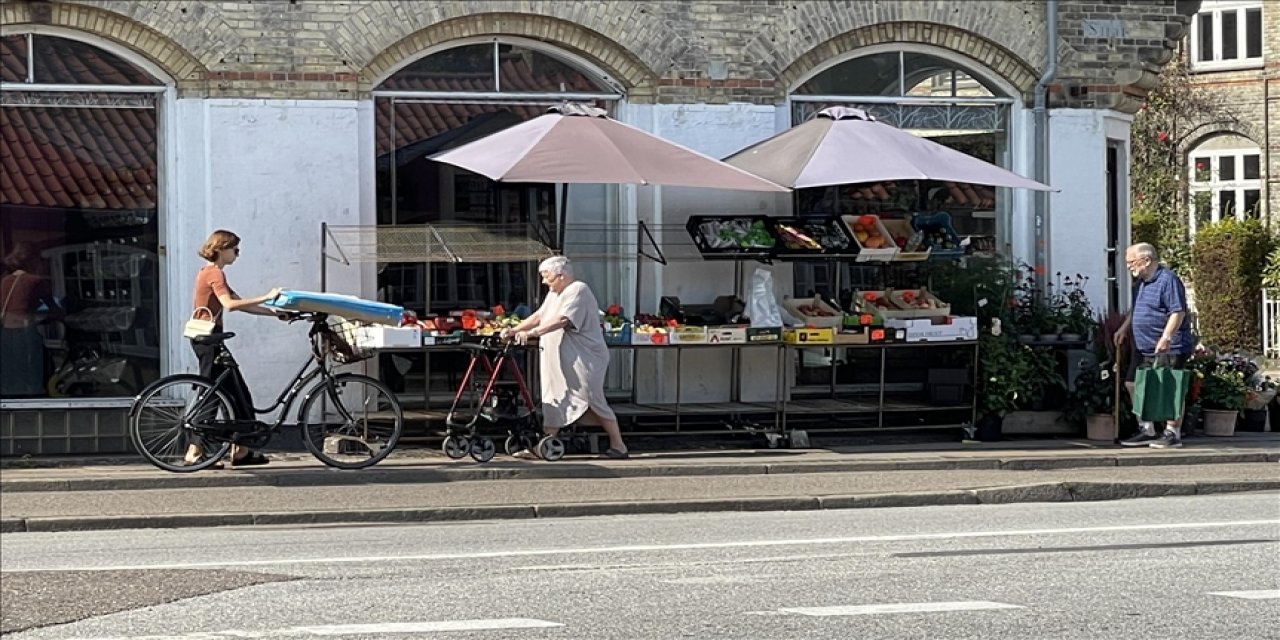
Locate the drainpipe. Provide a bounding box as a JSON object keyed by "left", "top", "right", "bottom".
{"left": 1032, "top": 0, "right": 1058, "bottom": 289}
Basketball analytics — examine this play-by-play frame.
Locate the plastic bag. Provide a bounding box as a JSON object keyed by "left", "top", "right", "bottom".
{"left": 1132, "top": 365, "right": 1192, "bottom": 422}
{"left": 747, "top": 268, "right": 784, "bottom": 327}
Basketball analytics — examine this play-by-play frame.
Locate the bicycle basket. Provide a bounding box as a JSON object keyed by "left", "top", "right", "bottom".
{"left": 323, "top": 316, "right": 375, "bottom": 364}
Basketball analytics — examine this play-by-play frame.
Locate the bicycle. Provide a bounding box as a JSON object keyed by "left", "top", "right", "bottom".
{"left": 128, "top": 312, "right": 404, "bottom": 472}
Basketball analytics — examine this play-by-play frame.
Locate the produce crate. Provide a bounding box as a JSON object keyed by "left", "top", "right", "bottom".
{"left": 746, "top": 327, "right": 783, "bottom": 343}
{"left": 784, "top": 327, "right": 835, "bottom": 345}
{"left": 686, "top": 215, "right": 778, "bottom": 258}
{"left": 839, "top": 214, "right": 898, "bottom": 262}
{"left": 603, "top": 323, "right": 633, "bottom": 345}
{"left": 355, "top": 326, "right": 421, "bottom": 349}
{"left": 885, "top": 289, "right": 951, "bottom": 319}
{"left": 708, "top": 326, "right": 747, "bottom": 344}
{"left": 912, "top": 212, "right": 964, "bottom": 259}
{"left": 671, "top": 326, "right": 709, "bottom": 344}
{"left": 769, "top": 217, "right": 857, "bottom": 257}
{"left": 880, "top": 218, "right": 931, "bottom": 261}
{"left": 781, "top": 296, "right": 843, "bottom": 328}
{"left": 885, "top": 316, "right": 978, "bottom": 342}
{"left": 632, "top": 328, "right": 671, "bottom": 345}
{"left": 423, "top": 331, "right": 463, "bottom": 346}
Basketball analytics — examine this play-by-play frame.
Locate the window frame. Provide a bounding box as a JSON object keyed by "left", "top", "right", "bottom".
{"left": 1189, "top": 0, "right": 1264, "bottom": 72}
{"left": 1187, "top": 144, "right": 1265, "bottom": 235}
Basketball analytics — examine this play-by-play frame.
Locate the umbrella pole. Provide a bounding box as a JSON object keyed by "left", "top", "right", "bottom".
{"left": 557, "top": 183, "right": 568, "bottom": 252}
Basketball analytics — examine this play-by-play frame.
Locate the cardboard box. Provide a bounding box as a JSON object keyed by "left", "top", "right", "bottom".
{"left": 422, "top": 331, "right": 462, "bottom": 346}
{"left": 784, "top": 327, "right": 835, "bottom": 345}
{"left": 356, "top": 326, "right": 420, "bottom": 349}
{"left": 880, "top": 218, "right": 931, "bottom": 261}
{"left": 885, "top": 316, "right": 978, "bottom": 342}
{"left": 746, "top": 327, "right": 783, "bottom": 343}
{"left": 671, "top": 326, "right": 709, "bottom": 344}
{"left": 858, "top": 289, "right": 951, "bottom": 320}
{"left": 708, "top": 326, "right": 747, "bottom": 344}
{"left": 833, "top": 329, "right": 869, "bottom": 345}
{"left": 632, "top": 329, "right": 671, "bottom": 345}
{"left": 781, "top": 297, "right": 843, "bottom": 328}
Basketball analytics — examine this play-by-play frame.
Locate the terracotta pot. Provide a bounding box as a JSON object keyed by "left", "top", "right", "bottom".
{"left": 1086, "top": 414, "right": 1117, "bottom": 442}
{"left": 1202, "top": 409, "right": 1238, "bottom": 437}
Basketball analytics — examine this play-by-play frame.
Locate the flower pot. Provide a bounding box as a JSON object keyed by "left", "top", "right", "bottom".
{"left": 1271, "top": 397, "right": 1280, "bottom": 432}
{"left": 1202, "top": 409, "right": 1238, "bottom": 437}
{"left": 976, "top": 413, "right": 1003, "bottom": 442}
{"left": 1239, "top": 408, "right": 1268, "bottom": 432}
{"left": 1038, "top": 334, "right": 1060, "bottom": 343}
{"left": 1085, "top": 414, "right": 1117, "bottom": 442}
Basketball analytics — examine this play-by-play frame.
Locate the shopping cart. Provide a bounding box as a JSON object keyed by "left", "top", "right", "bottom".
{"left": 443, "top": 337, "right": 570, "bottom": 462}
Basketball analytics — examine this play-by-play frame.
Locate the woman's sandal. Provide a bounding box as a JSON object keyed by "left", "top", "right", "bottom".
{"left": 599, "top": 448, "right": 629, "bottom": 460}
{"left": 184, "top": 458, "right": 224, "bottom": 471}
{"left": 230, "top": 452, "right": 270, "bottom": 467}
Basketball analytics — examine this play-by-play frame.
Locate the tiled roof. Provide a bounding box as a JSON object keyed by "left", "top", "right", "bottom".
{"left": 1, "top": 34, "right": 160, "bottom": 85}
{"left": 1, "top": 106, "right": 157, "bottom": 210}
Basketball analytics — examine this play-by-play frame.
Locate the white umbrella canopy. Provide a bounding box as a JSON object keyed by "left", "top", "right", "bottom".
{"left": 723, "top": 107, "right": 1053, "bottom": 191}
{"left": 429, "top": 103, "right": 788, "bottom": 192}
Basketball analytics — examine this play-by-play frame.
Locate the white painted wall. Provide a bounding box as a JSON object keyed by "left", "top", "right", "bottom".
{"left": 167, "top": 99, "right": 370, "bottom": 413}
{"left": 1046, "top": 108, "right": 1126, "bottom": 312}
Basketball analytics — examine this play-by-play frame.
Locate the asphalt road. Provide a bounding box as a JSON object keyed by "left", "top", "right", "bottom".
{"left": 2, "top": 493, "right": 1278, "bottom": 639}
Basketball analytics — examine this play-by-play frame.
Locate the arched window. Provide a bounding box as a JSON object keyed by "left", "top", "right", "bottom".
{"left": 1, "top": 32, "right": 165, "bottom": 402}
{"left": 1188, "top": 134, "right": 1263, "bottom": 235}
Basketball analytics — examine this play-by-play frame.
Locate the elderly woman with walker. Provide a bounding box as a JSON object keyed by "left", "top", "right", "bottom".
{"left": 501, "top": 256, "right": 630, "bottom": 460}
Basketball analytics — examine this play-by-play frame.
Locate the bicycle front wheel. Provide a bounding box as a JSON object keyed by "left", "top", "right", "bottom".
{"left": 130, "top": 374, "right": 234, "bottom": 472}
{"left": 299, "top": 373, "right": 404, "bottom": 469}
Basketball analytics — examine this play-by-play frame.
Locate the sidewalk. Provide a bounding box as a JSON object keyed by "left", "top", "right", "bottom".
{"left": 2, "top": 435, "right": 1277, "bottom": 533}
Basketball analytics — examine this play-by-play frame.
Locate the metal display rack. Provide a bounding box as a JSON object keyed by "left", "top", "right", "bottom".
{"left": 317, "top": 219, "right": 979, "bottom": 442}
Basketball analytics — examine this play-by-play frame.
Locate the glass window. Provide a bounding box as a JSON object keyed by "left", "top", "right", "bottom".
{"left": 1243, "top": 190, "right": 1261, "bottom": 219}
{"left": 1193, "top": 157, "right": 1210, "bottom": 182}
{"left": 1193, "top": 192, "right": 1213, "bottom": 229}
{"left": 1243, "top": 154, "right": 1260, "bottom": 180}
{"left": 1245, "top": 8, "right": 1262, "bottom": 59}
{"left": 378, "top": 44, "right": 495, "bottom": 92}
{"left": 1220, "top": 190, "right": 1236, "bottom": 220}
{"left": 1221, "top": 11, "right": 1239, "bottom": 60}
{"left": 497, "top": 44, "right": 600, "bottom": 93}
{"left": 794, "top": 52, "right": 900, "bottom": 96}
{"left": 1218, "top": 155, "right": 1235, "bottom": 181}
{"left": 1197, "top": 13, "right": 1214, "bottom": 62}
{"left": 32, "top": 35, "right": 161, "bottom": 85}
{"left": 1, "top": 34, "right": 28, "bottom": 82}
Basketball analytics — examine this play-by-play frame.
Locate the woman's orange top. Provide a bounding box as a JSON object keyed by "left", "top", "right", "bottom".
{"left": 192, "top": 264, "right": 235, "bottom": 329}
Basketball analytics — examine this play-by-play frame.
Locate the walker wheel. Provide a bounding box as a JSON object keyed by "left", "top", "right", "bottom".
{"left": 442, "top": 435, "right": 468, "bottom": 459}
{"left": 469, "top": 437, "right": 496, "bottom": 463}
{"left": 504, "top": 435, "right": 522, "bottom": 456}
{"left": 537, "top": 435, "right": 566, "bottom": 462}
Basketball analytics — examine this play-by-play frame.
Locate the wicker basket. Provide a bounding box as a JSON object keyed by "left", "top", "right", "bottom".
{"left": 323, "top": 316, "right": 375, "bottom": 364}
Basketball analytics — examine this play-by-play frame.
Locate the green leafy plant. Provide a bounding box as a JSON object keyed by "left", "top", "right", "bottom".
{"left": 1054, "top": 273, "right": 1094, "bottom": 335}
{"left": 1263, "top": 244, "right": 1280, "bottom": 292}
{"left": 977, "top": 332, "right": 1035, "bottom": 417}
{"left": 1064, "top": 360, "right": 1116, "bottom": 426}
{"left": 1199, "top": 368, "right": 1247, "bottom": 411}
{"left": 1190, "top": 218, "right": 1274, "bottom": 352}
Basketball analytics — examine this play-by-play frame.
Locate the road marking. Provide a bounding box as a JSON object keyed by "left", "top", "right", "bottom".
{"left": 752, "top": 601, "right": 1024, "bottom": 616}
{"left": 7, "top": 519, "right": 1276, "bottom": 573}
{"left": 1207, "top": 590, "right": 1280, "bottom": 600}
{"left": 774, "top": 601, "right": 1023, "bottom": 617}
{"left": 67, "top": 618, "right": 564, "bottom": 639}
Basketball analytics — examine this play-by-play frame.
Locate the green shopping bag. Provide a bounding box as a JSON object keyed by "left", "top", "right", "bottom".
{"left": 1132, "top": 364, "right": 1192, "bottom": 423}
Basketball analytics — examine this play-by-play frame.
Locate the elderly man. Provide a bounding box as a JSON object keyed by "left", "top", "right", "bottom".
{"left": 502, "top": 256, "right": 629, "bottom": 459}
{"left": 1114, "top": 243, "right": 1195, "bottom": 448}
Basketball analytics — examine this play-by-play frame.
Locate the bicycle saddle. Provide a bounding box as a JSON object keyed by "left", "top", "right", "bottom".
{"left": 191, "top": 332, "right": 236, "bottom": 345}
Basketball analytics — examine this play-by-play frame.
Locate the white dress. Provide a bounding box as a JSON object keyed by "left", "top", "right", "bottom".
{"left": 536, "top": 281, "right": 616, "bottom": 428}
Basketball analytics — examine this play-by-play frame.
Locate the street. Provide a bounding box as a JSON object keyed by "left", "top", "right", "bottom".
{"left": 2, "top": 492, "right": 1278, "bottom": 639}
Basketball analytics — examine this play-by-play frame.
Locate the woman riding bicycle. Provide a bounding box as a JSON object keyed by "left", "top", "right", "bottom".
{"left": 185, "top": 229, "right": 283, "bottom": 469}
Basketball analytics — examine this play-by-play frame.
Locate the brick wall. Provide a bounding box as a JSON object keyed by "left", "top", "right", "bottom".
{"left": 2, "top": 0, "right": 1195, "bottom": 111}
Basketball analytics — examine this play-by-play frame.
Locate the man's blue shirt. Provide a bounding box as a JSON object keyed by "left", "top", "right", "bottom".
{"left": 1131, "top": 266, "right": 1194, "bottom": 356}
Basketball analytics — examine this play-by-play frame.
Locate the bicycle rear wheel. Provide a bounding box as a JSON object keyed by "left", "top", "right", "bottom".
{"left": 130, "top": 374, "right": 234, "bottom": 472}
{"left": 299, "top": 373, "right": 404, "bottom": 469}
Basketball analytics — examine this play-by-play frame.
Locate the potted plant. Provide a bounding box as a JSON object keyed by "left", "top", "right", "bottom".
{"left": 1200, "top": 368, "right": 1247, "bottom": 436}
{"left": 1057, "top": 274, "right": 1094, "bottom": 343}
{"left": 974, "top": 328, "right": 1035, "bottom": 441}
{"left": 1064, "top": 359, "right": 1117, "bottom": 441}
{"left": 1242, "top": 373, "right": 1276, "bottom": 432}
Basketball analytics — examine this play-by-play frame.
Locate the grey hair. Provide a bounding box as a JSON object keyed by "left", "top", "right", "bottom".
{"left": 1129, "top": 243, "right": 1158, "bottom": 262}
{"left": 538, "top": 256, "right": 574, "bottom": 279}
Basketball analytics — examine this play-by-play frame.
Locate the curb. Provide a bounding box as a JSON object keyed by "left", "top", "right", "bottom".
{"left": 3, "top": 479, "right": 1277, "bottom": 534}
{"left": 3, "top": 451, "right": 1276, "bottom": 494}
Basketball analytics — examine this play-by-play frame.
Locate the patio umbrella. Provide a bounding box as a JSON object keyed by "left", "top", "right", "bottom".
{"left": 723, "top": 106, "right": 1054, "bottom": 191}
{"left": 429, "top": 103, "right": 789, "bottom": 249}
{"left": 429, "top": 103, "right": 789, "bottom": 192}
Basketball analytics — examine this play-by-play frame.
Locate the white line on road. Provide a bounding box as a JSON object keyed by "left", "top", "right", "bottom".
{"left": 775, "top": 601, "right": 1024, "bottom": 616}
{"left": 1207, "top": 590, "right": 1280, "bottom": 600}
{"left": 66, "top": 618, "right": 564, "bottom": 639}
{"left": 8, "top": 519, "right": 1276, "bottom": 573}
